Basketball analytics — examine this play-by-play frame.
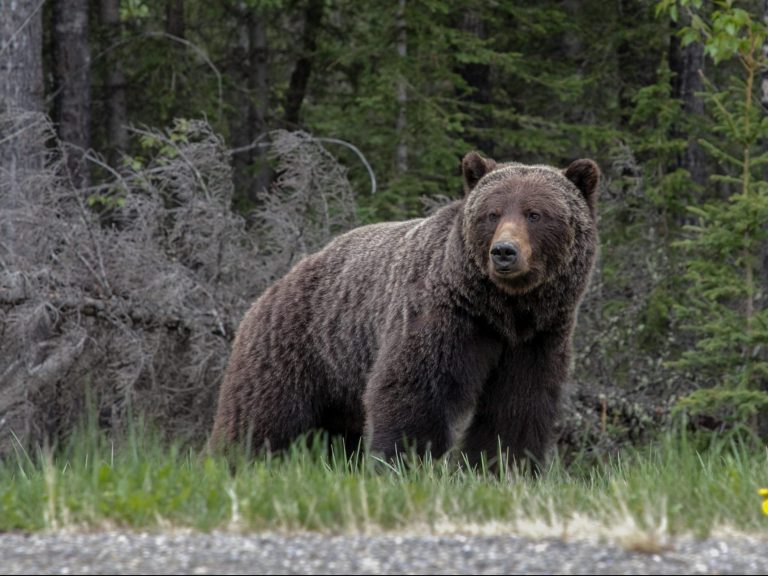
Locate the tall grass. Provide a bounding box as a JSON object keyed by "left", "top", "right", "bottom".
{"left": 1, "top": 421, "right": 767, "bottom": 540}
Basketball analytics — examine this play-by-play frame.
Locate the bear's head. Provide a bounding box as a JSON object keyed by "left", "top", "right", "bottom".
{"left": 461, "top": 151, "right": 599, "bottom": 295}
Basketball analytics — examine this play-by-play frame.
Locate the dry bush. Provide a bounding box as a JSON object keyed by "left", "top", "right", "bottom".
{"left": 249, "top": 130, "right": 359, "bottom": 284}
{"left": 0, "top": 117, "right": 357, "bottom": 454}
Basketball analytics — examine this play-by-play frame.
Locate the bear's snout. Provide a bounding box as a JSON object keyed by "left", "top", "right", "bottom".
{"left": 490, "top": 241, "right": 520, "bottom": 272}
{"left": 488, "top": 219, "right": 531, "bottom": 278}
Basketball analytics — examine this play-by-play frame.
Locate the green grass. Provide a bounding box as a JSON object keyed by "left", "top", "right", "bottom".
{"left": 1, "top": 424, "right": 767, "bottom": 541}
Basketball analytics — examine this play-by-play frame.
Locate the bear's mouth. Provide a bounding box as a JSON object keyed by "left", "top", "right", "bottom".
{"left": 490, "top": 263, "right": 527, "bottom": 278}
{"left": 488, "top": 264, "right": 541, "bottom": 294}
{"left": 493, "top": 266, "right": 523, "bottom": 276}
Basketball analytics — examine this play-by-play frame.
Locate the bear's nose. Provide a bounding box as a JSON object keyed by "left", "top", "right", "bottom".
{"left": 490, "top": 242, "right": 519, "bottom": 269}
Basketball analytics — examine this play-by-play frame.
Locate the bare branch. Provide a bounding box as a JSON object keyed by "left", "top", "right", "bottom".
{"left": 0, "top": 115, "right": 359, "bottom": 454}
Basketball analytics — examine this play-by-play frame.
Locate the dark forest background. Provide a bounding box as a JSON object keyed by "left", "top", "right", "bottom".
{"left": 2, "top": 0, "right": 768, "bottom": 456}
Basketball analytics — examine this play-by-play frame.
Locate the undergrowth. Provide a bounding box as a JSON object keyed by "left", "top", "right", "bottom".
{"left": 1, "top": 419, "right": 767, "bottom": 541}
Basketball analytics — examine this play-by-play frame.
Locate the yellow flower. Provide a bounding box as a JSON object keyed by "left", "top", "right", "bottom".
{"left": 760, "top": 488, "right": 768, "bottom": 516}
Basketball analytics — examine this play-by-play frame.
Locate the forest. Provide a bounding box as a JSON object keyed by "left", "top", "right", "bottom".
{"left": 2, "top": 0, "right": 768, "bottom": 458}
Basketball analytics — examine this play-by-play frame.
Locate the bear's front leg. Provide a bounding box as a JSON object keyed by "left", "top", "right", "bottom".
{"left": 461, "top": 327, "right": 571, "bottom": 474}
{"left": 363, "top": 311, "right": 501, "bottom": 461}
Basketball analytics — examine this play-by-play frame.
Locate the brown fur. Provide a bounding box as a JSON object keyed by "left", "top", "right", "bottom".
{"left": 210, "top": 152, "right": 600, "bottom": 468}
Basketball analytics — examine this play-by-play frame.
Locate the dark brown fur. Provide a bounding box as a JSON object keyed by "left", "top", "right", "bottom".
{"left": 210, "top": 152, "right": 600, "bottom": 468}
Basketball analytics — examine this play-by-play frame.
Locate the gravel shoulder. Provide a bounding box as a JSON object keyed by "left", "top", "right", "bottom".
{"left": 1, "top": 531, "right": 767, "bottom": 575}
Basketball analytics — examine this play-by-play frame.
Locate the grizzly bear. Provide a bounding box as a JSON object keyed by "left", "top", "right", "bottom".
{"left": 210, "top": 152, "right": 600, "bottom": 468}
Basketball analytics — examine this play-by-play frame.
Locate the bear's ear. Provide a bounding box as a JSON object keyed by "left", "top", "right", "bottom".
{"left": 564, "top": 159, "right": 600, "bottom": 217}
{"left": 462, "top": 152, "right": 497, "bottom": 194}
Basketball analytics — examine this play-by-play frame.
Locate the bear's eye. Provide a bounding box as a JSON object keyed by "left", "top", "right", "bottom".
{"left": 487, "top": 212, "right": 500, "bottom": 223}
{"left": 527, "top": 212, "right": 541, "bottom": 223}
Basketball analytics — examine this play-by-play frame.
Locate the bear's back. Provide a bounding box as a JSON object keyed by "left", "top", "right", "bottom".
{"left": 303, "top": 202, "right": 461, "bottom": 380}
{"left": 245, "top": 201, "right": 463, "bottom": 391}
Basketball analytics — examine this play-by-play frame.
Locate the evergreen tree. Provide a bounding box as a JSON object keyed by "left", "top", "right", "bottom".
{"left": 658, "top": 0, "right": 768, "bottom": 433}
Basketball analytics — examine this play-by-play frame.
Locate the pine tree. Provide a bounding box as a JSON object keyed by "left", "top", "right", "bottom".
{"left": 658, "top": 0, "right": 768, "bottom": 434}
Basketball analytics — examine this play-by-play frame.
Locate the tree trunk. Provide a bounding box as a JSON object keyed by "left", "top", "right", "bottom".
{"left": 53, "top": 0, "right": 92, "bottom": 188}
{"left": 679, "top": 40, "right": 706, "bottom": 190}
{"left": 165, "top": 0, "right": 185, "bottom": 39}
{"left": 230, "top": 8, "right": 270, "bottom": 205}
{"left": 249, "top": 16, "right": 270, "bottom": 197}
{"left": 100, "top": 0, "right": 128, "bottom": 165}
{"left": 164, "top": 0, "right": 186, "bottom": 117}
{"left": 283, "top": 0, "right": 323, "bottom": 127}
{"left": 456, "top": 11, "right": 492, "bottom": 156}
{"left": 394, "top": 0, "right": 408, "bottom": 175}
{"left": 615, "top": 0, "right": 634, "bottom": 128}
{"left": 669, "top": 15, "right": 706, "bottom": 190}
{"left": 0, "top": 0, "right": 45, "bottom": 178}
{"left": 230, "top": 8, "right": 251, "bottom": 201}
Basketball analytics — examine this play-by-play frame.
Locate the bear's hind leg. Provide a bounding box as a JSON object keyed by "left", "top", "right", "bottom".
{"left": 211, "top": 367, "right": 320, "bottom": 456}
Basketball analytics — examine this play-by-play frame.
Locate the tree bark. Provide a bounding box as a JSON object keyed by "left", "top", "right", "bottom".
{"left": 230, "top": 8, "right": 270, "bottom": 205}
{"left": 0, "top": 0, "right": 44, "bottom": 114}
{"left": 53, "top": 0, "right": 92, "bottom": 188}
{"left": 394, "top": 0, "right": 408, "bottom": 175}
{"left": 249, "top": 16, "right": 270, "bottom": 197}
{"left": 100, "top": 0, "right": 128, "bottom": 165}
{"left": 283, "top": 0, "right": 323, "bottom": 127}
{"left": 165, "top": 0, "right": 185, "bottom": 39}
{"left": 669, "top": 15, "right": 706, "bottom": 190}
{"left": 0, "top": 0, "right": 45, "bottom": 177}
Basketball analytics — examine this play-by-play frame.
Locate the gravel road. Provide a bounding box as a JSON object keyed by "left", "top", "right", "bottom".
{"left": 1, "top": 531, "right": 766, "bottom": 574}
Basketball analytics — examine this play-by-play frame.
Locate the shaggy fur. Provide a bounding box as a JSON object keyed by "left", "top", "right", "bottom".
{"left": 210, "top": 152, "right": 600, "bottom": 467}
